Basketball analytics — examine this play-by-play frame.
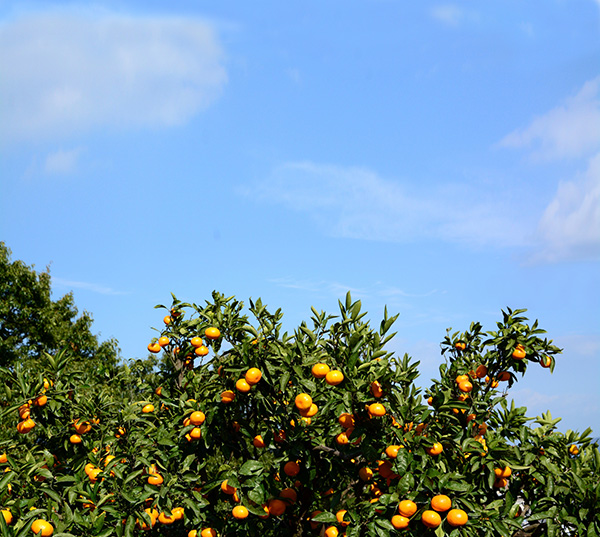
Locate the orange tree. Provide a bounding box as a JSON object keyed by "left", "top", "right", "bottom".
{"left": 0, "top": 290, "right": 598, "bottom": 537}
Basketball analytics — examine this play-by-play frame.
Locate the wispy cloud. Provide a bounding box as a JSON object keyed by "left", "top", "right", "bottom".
{"left": 52, "top": 277, "right": 129, "bottom": 296}
{"left": 430, "top": 5, "right": 478, "bottom": 26}
{"left": 44, "top": 147, "right": 83, "bottom": 175}
{"left": 0, "top": 8, "right": 227, "bottom": 144}
{"left": 498, "top": 77, "right": 600, "bottom": 161}
{"left": 243, "top": 161, "right": 530, "bottom": 248}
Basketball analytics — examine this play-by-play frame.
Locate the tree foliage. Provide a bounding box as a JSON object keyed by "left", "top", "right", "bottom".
{"left": 0, "top": 280, "right": 598, "bottom": 537}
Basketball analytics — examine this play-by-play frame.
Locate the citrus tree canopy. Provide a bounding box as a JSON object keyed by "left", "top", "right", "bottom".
{"left": 0, "top": 284, "right": 598, "bottom": 537}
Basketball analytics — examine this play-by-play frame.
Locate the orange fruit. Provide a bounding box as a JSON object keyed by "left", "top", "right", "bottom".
{"left": 158, "top": 512, "right": 175, "bottom": 525}
{"left": 189, "top": 427, "right": 202, "bottom": 440}
{"left": 455, "top": 342, "right": 466, "bottom": 351}
{"left": 19, "top": 404, "right": 31, "bottom": 419}
{"left": 253, "top": 435, "right": 266, "bottom": 448}
{"left": 512, "top": 344, "right": 526, "bottom": 359}
{"left": 295, "top": 393, "right": 313, "bottom": 411}
{"left": 359, "top": 467, "right": 373, "bottom": 481}
{"left": 540, "top": 355, "right": 552, "bottom": 368}
{"left": 431, "top": 494, "right": 451, "bottom": 512}
{"left": 193, "top": 345, "right": 208, "bottom": 357}
{"left": 338, "top": 413, "right": 355, "bottom": 428}
{"left": 309, "top": 511, "right": 322, "bottom": 529}
{"left": 2, "top": 509, "right": 13, "bottom": 525}
{"left": 398, "top": 500, "right": 417, "bottom": 518}
{"left": 368, "top": 403, "right": 386, "bottom": 417}
{"left": 148, "top": 474, "right": 164, "bottom": 486}
{"left": 190, "top": 411, "right": 206, "bottom": 425}
{"left": 0, "top": 453, "right": 7, "bottom": 464}
{"left": 34, "top": 394, "right": 47, "bottom": 406}
{"left": 421, "top": 510, "right": 442, "bottom": 528}
{"left": 17, "top": 418, "right": 35, "bottom": 434}
{"left": 336, "top": 509, "right": 350, "bottom": 527}
{"left": 190, "top": 336, "right": 203, "bottom": 347}
{"left": 280, "top": 488, "right": 297, "bottom": 503}
{"left": 312, "top": 363, "right": 330, "bottom": 378}
{"left": 200, "top": 530, "right": 216, "bottom": 537}
{"left": 385, "top": 445, "right": 402, "bottom": 458}
{"left": 163, "top": 316, "right": 171, "bottom": 325}
{"left": 283, "top": 461, "right": 300, "bottom": 477}
{"left": 458, "top": 380, "right": 473, "bottom": 393}
{"left": 569, "top": 445, "right": 579, "bottom": 456}
{"left": 73, "top": 419, "right": 92, "bottom": 434}
{"left": 325, "top": 370, "right": 344, "bottom": 385}
{"left": 336, "top": 430, "right": 353, "bottom": 445}
{"left": 205, "top": 327, "right": 221, "bottom": 340}
{"left": 325, "top": 527, "right": 339, "bottom": 537}
{"left": 158, "top": 336, "right": 170, "bottom": 347}
{"left": 370, "top": 380, "right": 383, "bottom": 398}
{"left": 391, "top": 515, "right": 410, "bottom": 529}
{"left": 142, "top": 404, "right": 154, "bottom": 413}
{"left": 427, "top": 443, "right": 443, "bottom": 456}
{"left": 498, "top": 371, "right": 511, "bottom": 381}
{"left": 69, "top": 434, "right": 82, "bottom": 444}
{"left": 245, "top": 368, "right": 262, "bottom": 385}
{"left": 31, "top": 519, "right": 54, "bottom": 536}
{"left": 232, "top": 505, "right": 248, "bottom": 519}
{"left": 447, "top": 508, "right": 468, "bottom": 527}
{"left": 455, "top": 374, "right": 469, "bottom": 384}
{"left": 494, "top": 466, "right": 512, "bottom": 478}
{"left": 236, "top": 379, "right": 251, "bottom": 393}
{"left": 148, "top": 343, "right": 161, "bottom": 353}
{"left": 475, "top": 364, "right": 488, "bottom": 378}
{"left": 300, "top": 403, "right": 318, "bottom": 417}
{"left": 427, "top": 396, "right": 433, "bottom": 406}
{"left": 221, "top": 480, "right": 236, "bottom": 495}
{"left": 493, "top": 477, "right": 508, "bottom": 488}
{"left": 221, "top": 390, "right": 235, "bottom": 403}
{"left": 268, "top": 499, "right": 287, "bottom": 516}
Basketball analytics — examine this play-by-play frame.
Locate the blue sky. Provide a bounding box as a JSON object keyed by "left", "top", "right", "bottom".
{"left": 1, "top": 1, "right": 599, "bottom": 435}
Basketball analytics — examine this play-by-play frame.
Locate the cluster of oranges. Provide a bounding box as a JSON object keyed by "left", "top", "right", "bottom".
{"left": 390, "top": 496, "right": 468, "bottom": 530}
{"left": 182, "top": 410, "right": 206, "bottom": 442}
{"left": 311, "top": 363, "right": 344, "bottom": 385}
{"left": 15, "top": 378, "right": 51, "bottom": 435}
{"left": 70, "top": 417, "right": 96, "bottom": 444}
{"left": 493, "top": 466, "right": 512, "bottom": 488}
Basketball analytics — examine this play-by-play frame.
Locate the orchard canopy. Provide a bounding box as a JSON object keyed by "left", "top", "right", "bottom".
{"left": 1, "top": 257, "right": 599, "bottom": 537}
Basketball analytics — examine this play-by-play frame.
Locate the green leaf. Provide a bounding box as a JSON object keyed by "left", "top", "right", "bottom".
{"left": 239, "top": 460, "right": 263, "bottom": 476}
{"left": 312, "top": 512, "right": 337, "bottom": 523}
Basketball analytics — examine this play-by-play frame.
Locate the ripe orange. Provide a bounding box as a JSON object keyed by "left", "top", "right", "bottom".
{"left": 300, "top": 403, "right": 318, "bottom": 417}
{"left": 336, "top": 430, "right": 353, "bottom": 445}
{"left": 391, "top": 515, "right": 410, "bottom": 529}
{"left": 325, "top": 527, "right": 339, "bottom": 537}
{"left": 69, "top": 434, "right": 82, "bottom": 444}
{"left": 338, "top": 413, "right": 355, "bottom": 428}
{"left": 540, "top": 355, "right": 552, "bottom": 368}
{"left": 268, "top": 499, "right": 287, "bottom": 516}
{"left": 398, "top": 500, "right": 417, "bottom": 518}
{"left": 158, "top": 512, "right": 175, "bottom": 525}
{"left": 163, "top": 316, "right": 171, "bottom": 325}
{"left": 148, "top": 343, "right": 161, "bottom": 353}
{"left": 283, "top": 461, "right": 300, "bottom": 477}
{"left": 205, "top": 327, "right": 221, "bottom": 340}
{"left": 148, "top": 474, "right": 164, "bottom": 486}
{"left": 245, "top": 368, "right": 262, "bottom": 385}
{"left": 427, "top": 396, "right": 433, "bottom": 406}
{"left": 370, "top": 380, "right": 383, "bottom": 398}
{"left": 312, "top": 363, "right": 330, "bottom": 378}
{"left": 142, "top": 404, "right": 154, "bottom": 413}
{"left": 427, "top": 443, "right": 443, "bottom": 456}
{"left": 494, "top": 466, "right": 512, "bottom": 478}
{"left": 494, "top": 477, "right": 508, "bottom": 488}
{"left": 368, "top": 403, "right": 386, "bottom": 417}
{"left": 336, "top": 510, "right": 350, "bottom": 527}
{"left": 189, "top": 427, "right": 202, "bottom": 440}
{"left": 359, "top": 467, "right": 373, "bottom": 481}
{"left": 458, "top": 380, "right": 473, "bottom": 393}
{"left": 385, "top": 445, "right": 402, "bottom": 458}
{"left": 190, "top": 411, "right": 205, "bottom": 425}
{"left": 512, "top": 344, "right": 526, "bottom": 359}
{"left": 221, "top": 390, "right": 235, "bottom": 403}
{"left": 221, "top": 480, "right": 236, "bottom": 494}
{"left": 280, "top": 488, "right": 297, "bottom": 503}
{"left": 498, "top": 371, "right": 511, "bottom": 381}
{"left": 447, "top": 508, "right": 468, "bottom": 526}
{"left": 190, "top": 336, "right": 203, "bottom": 347}
{"left": 232, "top": 505, "right": 248, "bottom": 519}
{"left": 200, "top": 529, "right": 216, "bottom": 537}
{"left": 325, "top": 370, "right": 344, "bottom": 385}
{"left": 34, "top": 394, "right": 48, "bottom": 406}
{"left": 569, "top": 445, "right": 579, "bottom": 456}
{"left": 455, "top": 374, "right": 469, "bottom": 384}
{"left": 195, "top": 345, "right": 209, "bottom": 356}
{"left": 475, "top": 364, "right": 488, "bottom": 378}
{"left": 236, "top": 379, "right": 251, "bottom": 393}
{"left": 295, "top": 393, "right": 313, "bottom": 411}
{"left": 0, "top": 453, "right": 7, "bottom": 463}
{"left": 1, "top": 509, "right": 13, "bottom": 525}
{"left": 253, "top": 435, "right": 266, "bottom": 448}
{"left": 31, "top": 519, "right": 54, "bottom": 536}
{"left": 421, "top": 510, "right": 441, "bottom": 528}
{"left": 17, "top": 418, "right": 35, "bottom": 434}
{"left": 309, "top": 511, "right": 322, "bottom": 529}
{"left": 431, "top": 494, "right": 451, "bottom": 512}
{"left": 158, "top": 336, "right": 170, "bottom": 347}
{"left": 455, "top": 342, "right": 466, "bottom": 351}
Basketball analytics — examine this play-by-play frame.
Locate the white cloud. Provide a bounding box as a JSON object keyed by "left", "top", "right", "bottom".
{"left": 430, "top": 5, "right": 464, "bottom": 26}
{"left": 53, "top": 277, "right": 128, "bottom": 296}
{"left": 0, "top": 8, "right": 227, "bottom": 143}
{"left": 243, "top": 161, "right": 530, "bottom": 248}
{"left": 44, "top": 147, "right": 83, "bottom": 175}
{"left": 533, "top": 152, "right": 600, "bottom": 262}
{"left": 499, "top": 77, "right": 600, "bottom": 161}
